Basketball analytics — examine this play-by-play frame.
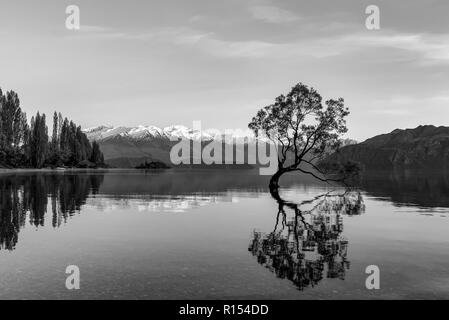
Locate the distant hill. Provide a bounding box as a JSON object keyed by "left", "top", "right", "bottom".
{"left": 327, "top": 125, "right": 449, "bottom": 169}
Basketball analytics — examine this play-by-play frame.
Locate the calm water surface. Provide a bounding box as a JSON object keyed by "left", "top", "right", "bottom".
{"left": 0, "top": 169, "right": 448, "bottom": 299}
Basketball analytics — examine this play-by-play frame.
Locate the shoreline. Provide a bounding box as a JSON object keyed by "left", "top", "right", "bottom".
{"left": 0, "top": 167, "right": 262, "bottom": 175}
{"left": 0, "top": 167, "right": 152, "bottom": 174}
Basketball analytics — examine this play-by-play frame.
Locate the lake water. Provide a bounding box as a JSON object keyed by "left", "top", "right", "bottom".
{"left": 0, "top": 169, "right": 448, "bottom": 299}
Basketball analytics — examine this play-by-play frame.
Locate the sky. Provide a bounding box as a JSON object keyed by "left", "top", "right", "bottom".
{"left": 0, "top": 0, "right": 448, "bottom": 141}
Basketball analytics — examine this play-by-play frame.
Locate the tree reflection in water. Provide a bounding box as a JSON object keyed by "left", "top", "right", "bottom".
{"left": 248, "top": 189, "right": 365, "bottom": 290}
{"left": 0, "top": 174, "right": 104, "bottom": 251}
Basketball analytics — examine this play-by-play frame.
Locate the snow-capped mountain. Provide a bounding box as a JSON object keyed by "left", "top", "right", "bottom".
{"left": 83, "top": 125, "right": 258, "bottom": 167}
{"left": 84, "top": 125, "right": 256, "bottom": 142}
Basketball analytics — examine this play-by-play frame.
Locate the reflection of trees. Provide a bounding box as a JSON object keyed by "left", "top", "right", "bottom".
{"left": 0, "top": 179, "right": 27, "bottom": 251}
{"left": 49, "top": 174, "right": 103, "bottom": 227}
{"left": 0, "top": 174, "right": 104, "bottom": 251}
{"left": 248, "top": 189, "right": 364, "bottom": 291}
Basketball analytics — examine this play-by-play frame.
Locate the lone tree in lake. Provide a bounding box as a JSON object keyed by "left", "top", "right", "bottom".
{"left": 248, "top": 83, "right": 358, "bottom": 195}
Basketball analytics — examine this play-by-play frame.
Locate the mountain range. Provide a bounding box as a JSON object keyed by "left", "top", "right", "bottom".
{"left": 85, "top": 124, "right": 449, "bottom": 170}
{"left": 84, "top": 125, "right": 257, "bottom": 167}
{"left": 327, "top": 125, "right": 449, "bottom": 170}
{"left": 84, "top": 125, "right": 256, "bottom": 142}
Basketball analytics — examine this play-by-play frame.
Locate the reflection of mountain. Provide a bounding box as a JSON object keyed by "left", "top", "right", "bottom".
{"left": 360, "top": 170, "right": 449, "bottom": 208}
{"left": 0, "top": 170, "right": 267, "bottom": 251}
{"left": 249, "top": 190, "right": 364, "bottom": 291}
{"left": 93, "top": 169, "right": 327, "bottom": 196}
{"left": 0, "top": 170, "right": 329, "bottom": 251}
{"left": 0, "top": 174, "right": 104, "bottom": 251}
{"left": 327, "top": 125, "right": 449, "bottom": 169}
{"left": 85, "top": 170, "right": 286, "bottom": 212}
{"left": 90, "top": 194, "right": 238, "bottom": 213}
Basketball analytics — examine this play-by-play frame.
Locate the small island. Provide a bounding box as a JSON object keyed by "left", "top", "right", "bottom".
{"left": 135, "top": 160, "right": 171, "bottom": 169}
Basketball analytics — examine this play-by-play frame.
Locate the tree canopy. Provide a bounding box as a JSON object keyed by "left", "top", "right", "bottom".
{"left": 0, "top": 87, "right": 105, "bottom": 169}
{"left": 248, "top": 83, "right": 357, "bottom": 189}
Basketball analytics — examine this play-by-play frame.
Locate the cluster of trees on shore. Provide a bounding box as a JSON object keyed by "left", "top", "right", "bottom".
{"left": 0, "top": 88, "right": 104, "bottom": 168}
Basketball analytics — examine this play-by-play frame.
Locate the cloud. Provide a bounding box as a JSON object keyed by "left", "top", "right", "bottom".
{"left": 368, "top": 95, "right": 449, "bottom": 116}
{"left": 249, "top": 5, "right": 300, "bottom": 24}
{"left": 79, "top": 25, "right": 108, "bottom": 33}
{"left": 194, "top": 29, "right": 449, "bottom": 63}
{"left": 68, "top": 25, "right": 278, "bottom": 58}
{"left": 73, "top": 25, "right": 129, "bottom": 40}
{"left": 340, "top": 32, "right": 449, "bottom": 65}
{"left": 70, "top": 23, "right": 449, "bottom": 65}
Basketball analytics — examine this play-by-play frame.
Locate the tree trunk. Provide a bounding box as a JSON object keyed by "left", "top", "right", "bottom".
{"left": 269, "top": 169, "right": 285, "bottom": 201}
